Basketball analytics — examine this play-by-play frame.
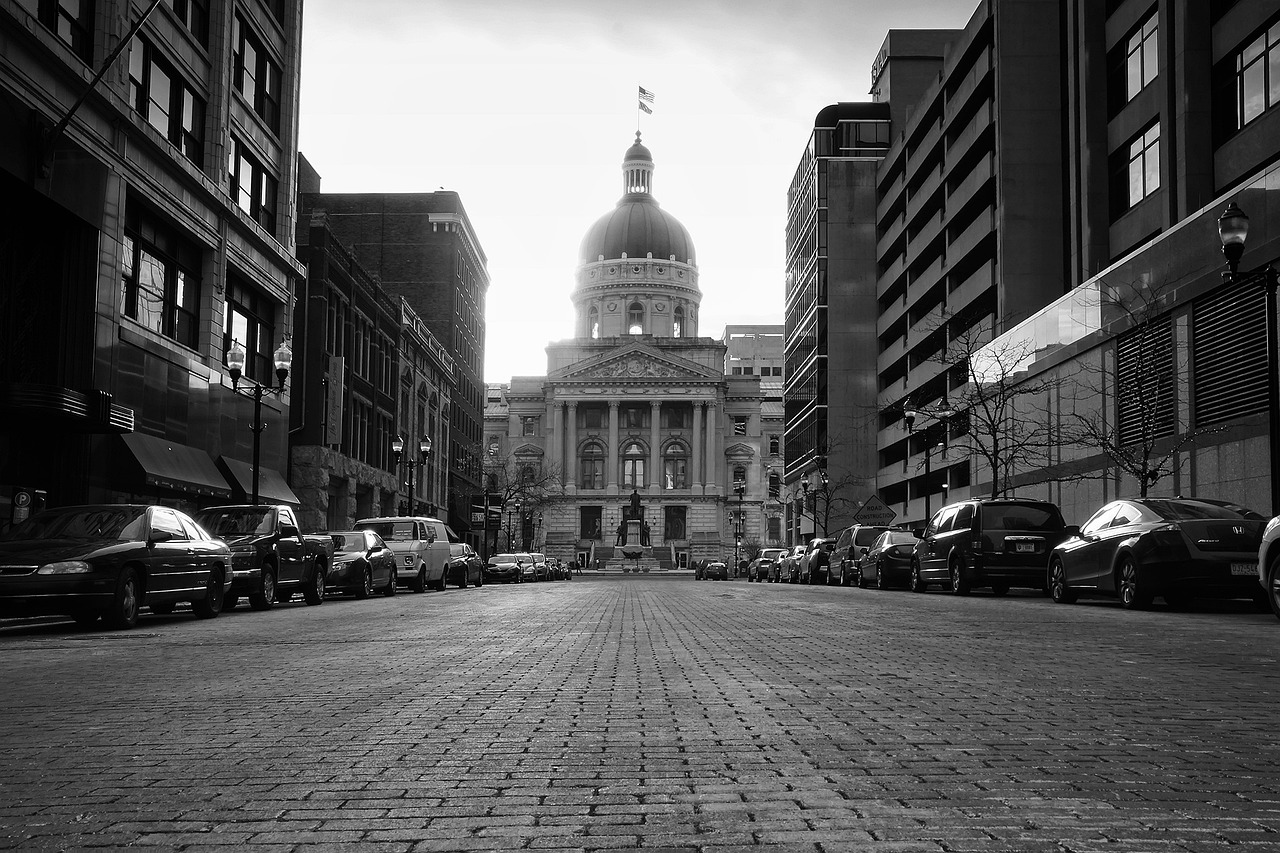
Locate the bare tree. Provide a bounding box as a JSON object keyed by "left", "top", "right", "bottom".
{"left": 481, "top": 446, "right": 563, "bottom": 552}
{"left": 1062, "top": 279, "right": 1216, "bottom": 497}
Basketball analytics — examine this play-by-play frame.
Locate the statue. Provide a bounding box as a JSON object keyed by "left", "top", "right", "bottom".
{"left": 641, "top": 522, "right": 651, "bottom": 546}
{"left": 615, "top": 519, "right": 627, "bottom": 546}
{"left": 628, "top": 489, "right": 641, "bottom": 520}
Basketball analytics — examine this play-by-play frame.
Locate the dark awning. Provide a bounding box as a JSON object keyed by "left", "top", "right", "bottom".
{"left": 118, "top": 433, "right": 233, "bottom": 499}
{"left": 217, "top": 457, "right": 300, "bottom": 506}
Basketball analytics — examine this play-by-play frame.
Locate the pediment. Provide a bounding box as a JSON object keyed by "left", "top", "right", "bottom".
{"left": 512, "top": 444, "right": 544, "bottom": 457}
{"left": 555, "top": 343, "right": 720, "bottom": 382}
{"left": 724, "top": 443, "right": 756, "bottom": 457}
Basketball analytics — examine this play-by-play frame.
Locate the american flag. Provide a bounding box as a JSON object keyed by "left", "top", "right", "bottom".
{"left": 638, "top": 86, "right": 655, "bottom": 103}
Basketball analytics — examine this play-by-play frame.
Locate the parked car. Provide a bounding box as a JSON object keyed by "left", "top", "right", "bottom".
{"left": 832, "top": 524, "right": 890, "bottom": 586}
{"left": 780, "top": 545, "right": 808, "bottom": 583}
{"left": 486, "top": 553, "right": 524, "bottom": 583}
{"left": 327, "top": 530, "right": 397, "bottom": 598}
{"left": 1049, "top": 497, "right": 1267, "bottom": 610}
{"left": 516, "top": 552, "right": 538, "bottom": 582}
{"left": 0, "top": 504, "right": 230, "bottom": 629}
{"left": 529, "top": 552, "right": 551, "bottom": 581}
{"left": 749, "top": 548, "right": 787, "bottom": 582}
{"left": 859, "top": 530, "right": 920, "bottom": 589}
{"left": 194, "top": 504, "right": 333, "bottom": 610}
{"left": 911, "top": 498, "right": 1074, "bottom": 595}
{"left": 1258, "top": 515, "right": 1280, "bottom": 620}
{"left": 799, "top": 538, "right": 836, "bottom": 584}
{"left": 704, "top": 561, "right": 729, "bottom": 581}
{"left": 355, "top": 516, "right": 452, "bottom": 592}
{"left": 447, "top": 543, "right": 485, "bottom": 588}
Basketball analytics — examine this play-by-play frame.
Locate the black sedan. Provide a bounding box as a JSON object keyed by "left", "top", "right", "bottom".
{"left": 327, "top": 530, "right": 397, "bottom": 598}
{"left": 858, "top": 530, "right": 920, "bottom": 589}
{"left": 0, "top": 504, "right": 230, "bottom": 629}
{"left": 447, "top": 543, "right": 485, "bottom": 588}
{"left": 1048, "top": 497, "right": 1267, "bottom": 610}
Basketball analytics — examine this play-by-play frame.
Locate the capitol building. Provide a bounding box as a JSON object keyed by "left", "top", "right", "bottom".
{"left": 485, "top": 135, "right": 782, "bottom": 569}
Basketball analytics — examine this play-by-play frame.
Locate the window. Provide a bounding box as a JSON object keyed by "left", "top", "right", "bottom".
{"left": 664, "top": 505, "right": 686, "bottom": 540}
{"left": 20, "top": 0, "right": 93, "bottom": 60}
{"left": 767, "top": 516, "right": 781, "bottom": 542}
{"left": 580, "top": 506, "right": 603, "bottom": 540}
{"left": 769, "top": 435, "right": 780, "bottom": 455}
{"left": 224, "top": 276, "right": 277, "bottom": 383}
{"left": 628, "top": 302, "right": 644, "bottom": 334}
{"left": 582, "top": 407, "right": 603, "bottom": 429}
{"left": 1111, "top": 123, "right": 1160, "bottom": 217}
{"left": 229, "top": 138, "right": 278, "bottom": 234}
{"left": 733, "top": 416, "right": 748, "bottom": 435}
{"left": 589, "top": 306, "right": 599, "bottom": 339}
{"left": 622, "top": 441, "right": 646, "bottom": 488}
{"left": 1124, "top": 13, "right": 1158, "bottom": 103}
{"left": 129, "top": 37, "right": 205, "bottom": 167}
{"left": 623, "top": 406, "right": 645, "bottom": 429}
{"left": 673, "top": 306, "right": 684, "bottom": 337}
{"left": 663, "top": 443, "right": 688, "bottom": 489}
{"left": 1117, "top": 314, "right": 1175, "bottom": 445}
{"left": 661, "top": 406, "right": 690, "bottom": 428}
{"left": 768, "top": 471, "right": 780, "bottom": 498}
{"left": 580, "top": 442, "right": 605, "bottom": 489}
{"left": 121, "top": 198, "right": 202, "bottom": 348}
{"left": 1234, "top": 20, "right": 1280, "bottom": 129}
{"left": 522, "top": 416, "right": 538, "bottom": 436}
{"left": 168, "top": 0, "right": 209, "bottom": 45}
{"left": 232, "top": 13, "right": 282, "bottom": 133}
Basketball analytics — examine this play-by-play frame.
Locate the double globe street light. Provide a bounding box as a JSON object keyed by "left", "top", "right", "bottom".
{"left": 391, "top": 435, "right": 432, "bottom": 516}
{"left": 226, "top": 338, "right": 292, "bottom": 506}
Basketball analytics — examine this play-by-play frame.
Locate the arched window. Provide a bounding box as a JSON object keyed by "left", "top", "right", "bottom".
{"left": 673, "top": 305, "right": 684, "bottom": 338}
{"left": 588, "top": 306, "right": 599, "bottom": 339}
{"left": 580, "top": 442, "right": 605, "bottom": 489}
{"left": 627, "top": 302, "right": 644, "bottom": 334}
{"left": 663, "top": 442, "right": 688, "bottom": 489}
{"left": 622, "top": 441, "right": 646, "bottom": 488}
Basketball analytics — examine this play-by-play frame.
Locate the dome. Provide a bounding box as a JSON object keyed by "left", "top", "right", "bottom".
{"left": 577, "top": 133, "right": 695, "bottom": 265}
{"left": 578, "top": 198, "right": 695, "bottom": 265}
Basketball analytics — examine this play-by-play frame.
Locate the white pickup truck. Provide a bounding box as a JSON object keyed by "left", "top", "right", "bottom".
{"left": 355, "top": 516, "right": 454, "bottom": 592}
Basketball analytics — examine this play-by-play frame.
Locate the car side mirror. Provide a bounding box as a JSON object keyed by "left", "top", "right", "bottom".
{"left": 149, "top": 529, "right": 174, "bottom": 544}
{"left": 1064, "top": 525, "right": 1081, "bottom": 537}
{"left": 911, "top": 527, "right": 925, "bottom": 539}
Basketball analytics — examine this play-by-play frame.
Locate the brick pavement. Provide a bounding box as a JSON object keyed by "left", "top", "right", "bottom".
{"left": 1, "top": 576, "right": 1279, "bottom": 851}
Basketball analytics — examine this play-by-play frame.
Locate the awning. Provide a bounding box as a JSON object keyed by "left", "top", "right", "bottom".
{"left": 217, "top": 456, "right": 300, "bottom": 506}
{"left": 118, "top": 433, "right": 233, "bottom": 499}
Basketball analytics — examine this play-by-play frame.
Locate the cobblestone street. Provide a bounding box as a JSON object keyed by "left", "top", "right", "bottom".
{"left": 2, "top": 576, "right": 1280, "bottom": 851}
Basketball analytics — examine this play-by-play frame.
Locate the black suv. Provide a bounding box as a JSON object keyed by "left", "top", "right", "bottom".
{"left": 910, "top": 498, "right": 1076, "bottom": 595}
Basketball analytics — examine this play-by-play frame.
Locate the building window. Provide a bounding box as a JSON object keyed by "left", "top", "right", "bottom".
{"left": 121, "top": 198, "right": 201, "bottom": 349}
{"left": 1116, "top": 315, "right": 1174, "bottom": 446}
{"left": 673, "top": 305, "right": 684, "bottom": 337}
{"left": 768, "top": 471, "right": 780, "bottom": 498}
{"left": 769, "top": 434, "right": 780, "bottom": 454}
{"left": 229, "top": 138, "right": 278, "bottom": 235}
{"left": 224, "top": 276, "right": 277, "bottom": 383}
{"left": 664, "top": 505, "right": 686, "bottom": 540}
{"left": 21, "top": 0, "right": 93, "bottom": 60}
{"left": 1235, "top": 19, "right": 1280, "bottom": 129}
{"left": 767, "top": 515, "right": 781, "bottom": 542}
{"left": 168, "top": 0, "right": 208, "bottom": 45}
{"left": 522, "top": 416, "right": 538, "bottom": 436}
{"left": 232, "top": 13, "right": 282, "bottom": 133}
{"left": 589, "top": 306, "right": 599, "bottom": 339}
{"left": 129, "top": 37, "right": 204, "bottom": 168}
{"left": 661, "top": 406, "right": 690, "bottom": 429}
{"left": 623, "top": 406, "right": 645, "bottom": 429}
{"left": 622, "top": 441, "right": 646, "bottom": 488}
{"left": 1111, "top": 123, "right": 1160, "bottom": 217}
{"left": 733, "top": 416, "right": 748, "bottom": 435}
{"left": 580, "top": 442, "right": 605, "bottom": 490}
{"left": 582, "top": 407, "right": 603, "bottom": 429}
{"left": 733, "top": 465, "right": 747, "bottom": 486}
{"left": 628, "top": 302, "right": 644, "bottom": 334}
{"left": 663, "top": 443, "right": 688, "bottom": 489}
{"left": 580, "top": 506, "right": 603, "bottom": 540}
{"left": 1124, "top": 13, "right": 1158, "bottom": 103}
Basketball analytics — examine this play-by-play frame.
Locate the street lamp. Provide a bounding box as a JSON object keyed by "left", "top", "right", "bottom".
{"left": 391, "top": 435, "right": 432, "bottom": 516}
{"left": 1218, "top": 202, "right": 1280, "bottom": 514}
{"left": 903, "top": 398, "right": 955, "bottom": 521}
{"left": 226, "top": 337, "right": 292, "bottom": 506}
{"left": 733, "top": 479, "right": 746, "bottom": 574}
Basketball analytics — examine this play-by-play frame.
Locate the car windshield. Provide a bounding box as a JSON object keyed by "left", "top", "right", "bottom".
{"left": 856, "top": 528, "right": 887, "bottom": 546}
{"left": 2, "top": 506, "right": 149, "bottom": 542}
{"left": 330, "top": 532, "right": 367, "bottom": 553}
{"left": 1143, "top": 499, "right": 1265, "bottom": 521}
{"left": 363, "top": 521, "right": 416, "bottom": 541}
{"left": 194, "top": 507, "right": 274, "bottom": 537}
{"left": 984, "top": 503, "right": 1065, "bottom": 531}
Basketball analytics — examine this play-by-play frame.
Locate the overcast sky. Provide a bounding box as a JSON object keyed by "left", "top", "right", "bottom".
{"left": 298, "top": 0, "right": 976, "bottom": 383}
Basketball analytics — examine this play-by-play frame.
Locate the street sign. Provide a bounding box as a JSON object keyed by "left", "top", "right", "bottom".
{"left": 853, "top": 494, "right": 897, "bottom": 526}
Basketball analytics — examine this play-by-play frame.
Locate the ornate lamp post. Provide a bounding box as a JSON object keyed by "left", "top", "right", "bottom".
{"left": 391, "top": 435, "right": 432, "bottom": 516}
{"left": 1218, "top": 202, "right": 1280, "bottom": 514}
{"left": 226, "top": 338, "right": 292, "bottom": 506}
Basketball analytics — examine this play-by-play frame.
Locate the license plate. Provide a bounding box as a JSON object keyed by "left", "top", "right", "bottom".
{"left": 1230, "top": 562, "right": 1256, "bottom": 576}
{"left": 1015, "top": 543, "right": 1036, "bottom": 553}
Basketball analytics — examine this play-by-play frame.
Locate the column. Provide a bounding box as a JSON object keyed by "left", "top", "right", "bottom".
{"left": 691, "top": 402, "right": 704, "bottom": 496}
{"left": 607, "top": 400, "right": 620, "bottom": 493}
{"left": 649, "top": 400, "right": 661, "bottom": 496}
{"left": 705, "top": 400, "right": 718, "bottom": 495}
{"left": 566, "top": 402, "right": 578, "bottom": 494}
{"left": 551, "top": 401, "right": 564, "bottom": 474}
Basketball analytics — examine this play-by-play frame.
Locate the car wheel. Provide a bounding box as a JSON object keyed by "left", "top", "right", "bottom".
{"left": 950, "top": 557, "right": 971, "bottom": 596}
{"left": 356, "top": 568, "right": 373, "bottom": 600}
{"left": 434, "top": 570, "right": 447, "bottom": 592}
{"left": 103, "top": 567, "right": 141, "bottom": 629}
{"left": 411, "top": 564, "right": 426, "bottom": 593}
{"left": 1117, "top": 556, "right": 1151, "bottom": 610}
{"left": 150, "top": 602, "right": 175, "bottom": 615}
{"left": 1048, "top": 560, "right": 1075, "bottom": 605}
{"left": 875, "top": 565, "right": 886, "bottom": 590}
{"left": 476, "top": 572, "right": 484, "bottom": 588}
{"left": 383, "top": 568, "right": 398, "bottom": 597}
{"left": 990, "top": 583, "right": 1010, "bottom": 597}
{"left": 856, "top": 566, "right": 867, "bottom": 589}
{"left": 191, "top": 568, "right": 225, "bottom": 619}
{"left": 909, "top": 561, "right": 927, "bottom": 593}
{"left": 1267, "top": 556, "right": 1280, "bottom": 621}
{"left": 303, "top": 566, "right": 325, "bottom": 605}
{"left": 249, "top": 565, "right": 276, "bottom": 611}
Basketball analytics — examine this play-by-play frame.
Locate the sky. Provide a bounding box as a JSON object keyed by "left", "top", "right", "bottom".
{"left": 298, "top": 0, "right": 977, "bottom": 383}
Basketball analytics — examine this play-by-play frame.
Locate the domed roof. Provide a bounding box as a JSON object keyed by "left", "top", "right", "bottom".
{"left": 579, "top": 198, "right": 695, "bottom": 264}
{"left": 577, "top": 133, "right": 695, "bottom": 265}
